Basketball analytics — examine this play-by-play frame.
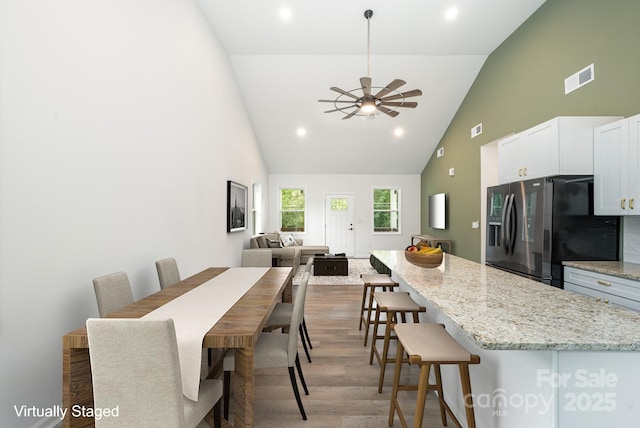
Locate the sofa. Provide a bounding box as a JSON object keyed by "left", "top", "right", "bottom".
{"left": 249, "top": 233, "right": 330, "bottom": 274}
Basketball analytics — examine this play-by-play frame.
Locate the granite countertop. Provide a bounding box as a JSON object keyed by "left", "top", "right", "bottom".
{"left": 563, "top": 260, "right": 640, "bottom": 282}
{"left": 371, "top": 250, "right": 640, "bottom": 351}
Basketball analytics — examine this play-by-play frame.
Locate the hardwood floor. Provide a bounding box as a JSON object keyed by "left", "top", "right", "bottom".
{"left": 221, "top": 284, "right": 446, "bottom": 428}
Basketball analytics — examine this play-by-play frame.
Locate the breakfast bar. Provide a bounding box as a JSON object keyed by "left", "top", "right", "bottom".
{"left": 371, "top": 250, "right": 640, "bottom": 428}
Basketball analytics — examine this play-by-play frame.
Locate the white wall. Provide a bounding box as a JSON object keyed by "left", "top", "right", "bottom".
{"left": 0, "top": 1, "right": 267, "bottom": 426}
{"left": 268, "top": 174, "right": 421, "bottom": 258}
{"left": 623, "top": 217, "right": 640, "bottom": 263}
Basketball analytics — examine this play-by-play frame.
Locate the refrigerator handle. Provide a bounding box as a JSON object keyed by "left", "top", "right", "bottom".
{"left": 501, "top": 194, "right": 509, "bottom": 255}
{"left": 509, "top": 194, "right": 517, "bottom": 255}
{"left": 503, "top": 194, "right": 513, "bottom": 255}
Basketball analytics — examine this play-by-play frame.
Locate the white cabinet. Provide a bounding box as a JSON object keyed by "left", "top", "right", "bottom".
{"left": 498, "top": 116, "right": 621, "bottom": 184}
{"left": 564, "top": 266, "right": 640, "bottom": 312}
{"left": 497, "top": 134, "right": 522, "bottom": 183}
{"left": 594, "top": 114, "right": 640, "bottom": 215}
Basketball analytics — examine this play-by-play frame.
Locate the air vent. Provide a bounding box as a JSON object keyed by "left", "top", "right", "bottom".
{"left": 564, "top": 63, "right": 595, "bottom": 94}
{"left": 471, "top": 123, "right": 483, "bottom": 138}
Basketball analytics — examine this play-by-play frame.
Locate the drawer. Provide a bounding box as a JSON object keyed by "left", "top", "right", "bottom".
{"left": 564, "top": 282, "right": 640, "bottom": 311}
{"left": 564, "top": 267, "right": 640, "bottom": 303}
{"left": 565, "top": 282, "right": 604, "bottom": 301}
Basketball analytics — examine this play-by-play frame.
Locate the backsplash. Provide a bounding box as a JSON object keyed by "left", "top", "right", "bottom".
{"left": 624, "top": 217, "right": 640, "bottom": 263}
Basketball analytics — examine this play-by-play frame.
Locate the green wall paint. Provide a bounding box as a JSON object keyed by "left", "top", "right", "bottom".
{"left": 420, "top": 0, "right": 640, "bottom": 262}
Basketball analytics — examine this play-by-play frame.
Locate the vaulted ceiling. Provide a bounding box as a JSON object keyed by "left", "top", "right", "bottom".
{"left": 197, "top": 0, "right": 547, "bottom": 174}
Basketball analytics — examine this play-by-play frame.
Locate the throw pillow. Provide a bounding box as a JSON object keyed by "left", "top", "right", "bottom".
{"left": 279, "top": 233, "right": 297, "bottom": 247}
{"left": 266, "top": 238, "right": 281, "bottom": 248}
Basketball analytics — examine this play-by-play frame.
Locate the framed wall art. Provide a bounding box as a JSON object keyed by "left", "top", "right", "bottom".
{"left": 227, "top": 180, "right": 247, "bottom": 232}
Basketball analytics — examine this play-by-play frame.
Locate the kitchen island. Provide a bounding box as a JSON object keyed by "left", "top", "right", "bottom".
{"left": 372, "top": 250, "right": 640, "bottom": 428}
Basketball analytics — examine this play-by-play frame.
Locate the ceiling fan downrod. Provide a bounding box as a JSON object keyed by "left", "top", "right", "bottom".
{"left": 365, "top": 9, "right": 373, "bottom": 79}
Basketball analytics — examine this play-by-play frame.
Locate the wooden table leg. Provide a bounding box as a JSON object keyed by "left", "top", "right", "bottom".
{"left": 282, "top": 275, "right": 292, "bottom": 304}
{"left": 233, "top": 347, "right": 255, "bottom": 428}
{"left": 62, "top": 345, "right": 94, "bottom": 427}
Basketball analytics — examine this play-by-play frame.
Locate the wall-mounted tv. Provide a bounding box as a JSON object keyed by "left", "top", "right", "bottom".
{"left": 428, "top": 193, "right": 446, "bottom": 230}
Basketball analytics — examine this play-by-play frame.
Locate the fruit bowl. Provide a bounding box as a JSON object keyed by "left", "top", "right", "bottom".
{"left": 404, "top": 250, "right": 443, "bottom": 268}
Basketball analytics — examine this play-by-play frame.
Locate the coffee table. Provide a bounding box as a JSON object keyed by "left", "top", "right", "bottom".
{"left": 313, "top": 254, "right": 348, "bottom": 276}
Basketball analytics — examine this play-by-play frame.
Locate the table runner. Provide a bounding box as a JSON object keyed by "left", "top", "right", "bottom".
{"left": 142, "top": 267, "right": 269, "bottom": 401}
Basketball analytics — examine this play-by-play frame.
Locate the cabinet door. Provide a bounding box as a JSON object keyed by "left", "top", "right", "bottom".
{"left": 628, "top": 114, "right": 640, "bottom": 213}
{"left": 609, "top": 293, "right": 640, "bottom": 311}
{"left": 497, "top": 134, "right": 522, "bottom": 184}
{"left": 594, "top": 119, "right": 628, "bottom": 215}
{"left": 523, "top": 118, "right": 559, "bottom": 179}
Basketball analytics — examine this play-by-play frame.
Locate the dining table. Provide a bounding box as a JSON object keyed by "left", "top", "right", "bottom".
{"left": 62, "top": 266, "right": 293, "bottom": 428}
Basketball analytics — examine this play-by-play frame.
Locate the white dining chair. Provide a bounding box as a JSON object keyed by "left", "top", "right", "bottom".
{"left": 241, "top": 249, "right": 272, "bottom": 267}
{"left": 156, "top": 257, "right": 181, "bottom": 289}
{"left": 264, "top": 261, "right": 313, "bottom": 362}
{"left": 92, "top": 272, "right": 134, "bottom": 317}
{"left": 223, "top": 271, "right": 311, "bottom": 421}
{"left": 86, "top": 318, "right": 223, "bottom": 428}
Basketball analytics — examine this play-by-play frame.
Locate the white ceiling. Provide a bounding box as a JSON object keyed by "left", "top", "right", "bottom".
{"left": 197, "top": 0, "right": 547, "bottom": 174}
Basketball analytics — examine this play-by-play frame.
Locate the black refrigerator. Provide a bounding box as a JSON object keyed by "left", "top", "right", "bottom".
{"left": 486, "top": 176, "right": 619, "bottom": 288}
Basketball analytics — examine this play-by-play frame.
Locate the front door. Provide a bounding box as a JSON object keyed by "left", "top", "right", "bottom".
{"left": 324, "top": 194, "right": 355, "bottom": 256}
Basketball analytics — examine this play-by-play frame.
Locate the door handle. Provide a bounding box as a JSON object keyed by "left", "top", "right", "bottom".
{"left": 502, "top": 194, "right": 511, "bottom": 255}
{"left": 504, "top": 194, "right": 515, "bottom": 255}
{"left": 509, "top": 194, "right": 517, "bottom": 255}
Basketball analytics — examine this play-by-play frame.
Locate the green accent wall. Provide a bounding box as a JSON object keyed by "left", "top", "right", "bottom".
{"left": 420, "top": 0, "right": 640, "bottom": 262}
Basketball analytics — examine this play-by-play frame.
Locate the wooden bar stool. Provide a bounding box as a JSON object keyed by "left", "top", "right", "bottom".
{"left": 389, "top": 323, "right": 481, "bottom": 428}
{"left": 360, "top": 274, "right": 399, "bottom": 347}
{"left": 370, "top": 291, "right": 426, "bottom": 393}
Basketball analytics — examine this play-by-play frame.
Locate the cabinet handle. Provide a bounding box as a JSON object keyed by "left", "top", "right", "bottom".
{"left": 596, "top": 297, "right": 602, "bottom": 302}
{"left": 604, "top": 299, "right": 610, "bottom": 304}
{"left": 621, "top": 198, "right": 626, "bottom": 209}
{"left": 597, "top": 280, "right": 612, "bottom": 287}
{"left": 518, "top": 168, "right": 523, "bottom": 176}
{"left": 523, "top": 167, "right": 527, "bottom": 176}
{"left": 631, "top": 198, "right": 635, "bottom": 210}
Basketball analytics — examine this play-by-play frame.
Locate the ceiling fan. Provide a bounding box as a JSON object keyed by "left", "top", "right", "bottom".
{"left": 319, "top": 9, "right": 422, "bottom": 120}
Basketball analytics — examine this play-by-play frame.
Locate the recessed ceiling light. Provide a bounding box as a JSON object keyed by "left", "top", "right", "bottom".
{"left": 280, "top": 7, "right": 292, "bottom": 20}
{"left": 394, "top": 128, "right": 404, "bottom": 137}
{"left": 445, "top": 8, "right": 459, "bottom": 20}
{"left": 296, "top": 127, "right": 307, "bottom": 137}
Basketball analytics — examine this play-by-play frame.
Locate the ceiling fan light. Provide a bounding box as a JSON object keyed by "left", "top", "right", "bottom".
{"left": 360, "top": 100, "right": 377, "bottom": 114}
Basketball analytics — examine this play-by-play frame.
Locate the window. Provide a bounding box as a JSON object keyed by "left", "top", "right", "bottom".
{"left": 280, "top": 188, "right": 305, "bottom": 232}
{"left": 252, "top": 183, "right": 263, "bottom": 235}
{"left": 373, "top": 188, "right": 400, "bottom": 232}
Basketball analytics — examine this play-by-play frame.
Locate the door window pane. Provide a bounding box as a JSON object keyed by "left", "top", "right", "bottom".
{"left": 331, "top": 198, "right": 348, "bottom": 211}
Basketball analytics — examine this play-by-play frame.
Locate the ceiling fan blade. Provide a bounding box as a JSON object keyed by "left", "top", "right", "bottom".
{"left": 318, "top": 99, "right": 356, "bottom": 103}
{"left": 373, "top": 79, "right": 406, "bottom": 99}
{"left": 360, "top": 77, "right": 372, "bottom": 97}
{"left": 323, "top": 106, "right": 356, "bottom": 113}
{"left": 377, "top": 105, "right": 400, "bottom": 118}
{"left": 342, "top": 109, "right": 360, "bottom": 120}
{"left": 380, "top": 101, "right": 418, "bottom": 108}
{"left": 330, "top": 87, "right": 359, "bottom": 100}
{"left": 379, "top": 89, "right": 423, "bottom": 102}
